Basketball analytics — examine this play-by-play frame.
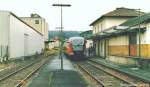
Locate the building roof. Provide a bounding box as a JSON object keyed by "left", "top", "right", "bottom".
{"left": 20, "top": 14, "right": 45, "bottom": 20}
{"left": 121, "top": 12, "right": 150, "bottom": 26}
{"left": 0, "top": 11, "right": 43, "bottom": 36}
{"left": 90, "top": 7, "right": 145, "bottom": 26}
{"left": 9, "top": 13, "right": 43, "bottom": 36}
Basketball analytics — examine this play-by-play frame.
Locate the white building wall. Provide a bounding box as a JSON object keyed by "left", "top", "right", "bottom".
{"left": 104, "top": 17, "right": 131, "bottom": 29}
{"left": 24, "top": 25, "right": 44, "bottom": 56}
{"left": 93, "top": 17, "right": 131, "bottom": 34}
{"left": 9, "top": 15, "right": 25, "bottom": 58}
{"left": 92, "top": 18, "right": 106, "bottom": 34}
{"left": 9, "top": 14, "right": 44, "bottom": 58}
{"left": 143, "top": 23, "right": 150, "bottom": 44}
{"left": 0, "top": 11, "right": 9, "bottom": 59}
{"left": 0, "top": 11, "right": 9, "bottom": 46}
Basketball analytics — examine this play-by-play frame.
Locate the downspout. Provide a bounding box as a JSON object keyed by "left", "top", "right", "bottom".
{"left": 138, "top": 9, "right": 141, "bottom": 58}
{"left": 7, "top": 13, "right": 11, "bottom": 61}
{"left": 104, "top": 38, "right": 107, "bottom": 59}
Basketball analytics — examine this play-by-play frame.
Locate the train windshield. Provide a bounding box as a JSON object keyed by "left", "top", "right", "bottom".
{"left": 71, "top": 38, "right": 84, "bottom": 45}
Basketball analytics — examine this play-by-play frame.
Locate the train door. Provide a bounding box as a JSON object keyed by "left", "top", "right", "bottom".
{"left": 129, "top": 33, "right": 137, "bottom": 56}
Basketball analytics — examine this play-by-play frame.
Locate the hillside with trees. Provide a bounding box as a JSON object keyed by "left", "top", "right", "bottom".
{"left": 48, "top": 31, "right": 81, "bottom": 40}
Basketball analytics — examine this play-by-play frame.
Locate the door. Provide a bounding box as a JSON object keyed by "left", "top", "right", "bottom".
{"left": 104, "top": 39, "right": 108, "bottom": 58}
{"left": 100, "top": 41, "right": 104, "bottom": 57}
{"left": 129, "top": 33, "right": 137, "bottom": 56}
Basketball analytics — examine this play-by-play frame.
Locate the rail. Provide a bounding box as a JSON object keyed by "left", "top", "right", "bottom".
{"left": 77, "top": 64, "right": 105, "bottom": 87}
{"left": 87, "top": 61, "right": 137, "bottom": 87}
{"left": 88, "top": 59, "right": 150, "bottom": 86}
{"left": 15, "top": 59, "right": 48, "bottom": 87}
{"left": 0, "top": 59, "right": 41, "bottom": 82}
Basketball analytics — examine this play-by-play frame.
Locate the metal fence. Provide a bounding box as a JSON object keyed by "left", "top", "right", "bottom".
{"left": 0, "top": 45, "right": 9, "bottom": 63}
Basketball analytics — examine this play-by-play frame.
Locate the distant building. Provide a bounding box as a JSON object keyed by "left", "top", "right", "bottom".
{"left": 49, "top": 40, "right": 60, "bottom": 49}
{"left": 20, "top": 14, "right": 48, "bottom": 48}
{"left": 90, "top": 7, "right": 147, "bottom": 65}
{"left": 0, "top": 11, "right": 44, "bottom": 62}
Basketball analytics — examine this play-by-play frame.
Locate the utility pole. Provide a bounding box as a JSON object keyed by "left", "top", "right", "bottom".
{"left": 52, "top": 3, "right": 71, "bottom": 70}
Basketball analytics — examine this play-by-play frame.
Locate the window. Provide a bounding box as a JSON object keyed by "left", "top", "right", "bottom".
{"left": 35, "top": 20, "right": 39, "bottom": 24}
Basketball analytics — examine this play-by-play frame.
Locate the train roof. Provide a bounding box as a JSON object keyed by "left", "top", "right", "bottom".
{"left": 68, "top": 37, "right": 84, "bottom": 41}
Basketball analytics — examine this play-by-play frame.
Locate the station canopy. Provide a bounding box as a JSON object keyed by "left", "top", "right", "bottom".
{"left": 95, "top": 26, "right": 129, "bottom": 38}
{"left": 93, "top": 26, "right": 147, "bottom": 41}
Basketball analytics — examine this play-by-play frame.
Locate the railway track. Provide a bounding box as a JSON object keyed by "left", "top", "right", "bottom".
{"left": 0, "top": 58, "right": 39, "bottom": 80}
{"left": 77, "top": 63, "right": 105, "bottom": 87}
{"left": 0, "top": 59, "right": 41, "bottom": 82}
{"left": 88, "top": 59, "right": 150, "bottom": 86}
{"left": 0, "top": 57, "right": 51, "bottom": 87}
{"left": 77, "top": 61, "right": 138, "bottom": 87}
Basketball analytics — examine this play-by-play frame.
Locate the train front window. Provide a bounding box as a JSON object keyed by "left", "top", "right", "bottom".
{"left": 72, "top": 39, "right": 84, "bottom": 45}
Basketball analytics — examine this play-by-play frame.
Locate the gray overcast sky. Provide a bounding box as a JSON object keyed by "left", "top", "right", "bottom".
{"left": 0, "top": 0, "right": 149, "bottom": 31}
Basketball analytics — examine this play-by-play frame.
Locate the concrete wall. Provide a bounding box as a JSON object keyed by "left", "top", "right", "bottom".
{"left": 0, "top": 11, "right": 9, "bottom": 59}
{"left": 9, "top": 14, "right": 44, "bottom": 59}
{"left": 107, "top": 35, "right": 130, "bottom": 65}
{"left": 108, "top": 35, "right": 129, "bottom": 56}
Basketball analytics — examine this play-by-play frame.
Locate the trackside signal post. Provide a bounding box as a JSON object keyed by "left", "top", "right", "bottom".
{"left": 52, "top": 3, "right": 71, "bottom": 70}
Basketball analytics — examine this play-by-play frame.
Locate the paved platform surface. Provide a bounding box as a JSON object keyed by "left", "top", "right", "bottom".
{"left": 28, "top": 55, "right": 88, "bottom": 87}
{"left": 92, "top": 58, "right": 150, "bottom": 83}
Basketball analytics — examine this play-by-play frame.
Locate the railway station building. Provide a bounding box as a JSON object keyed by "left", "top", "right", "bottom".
{"left": 0, "top": 10, "right": 44, "bottom": 62}
{"left": 90, "top": 7, "right": 150, "bottom": 68}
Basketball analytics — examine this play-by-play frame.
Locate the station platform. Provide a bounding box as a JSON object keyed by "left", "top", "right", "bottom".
{"left": 27, "top": 55, "right": 88, "bottom": 87}
{"left": 92, "top": 57, "right": 150, "bottom": 83}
